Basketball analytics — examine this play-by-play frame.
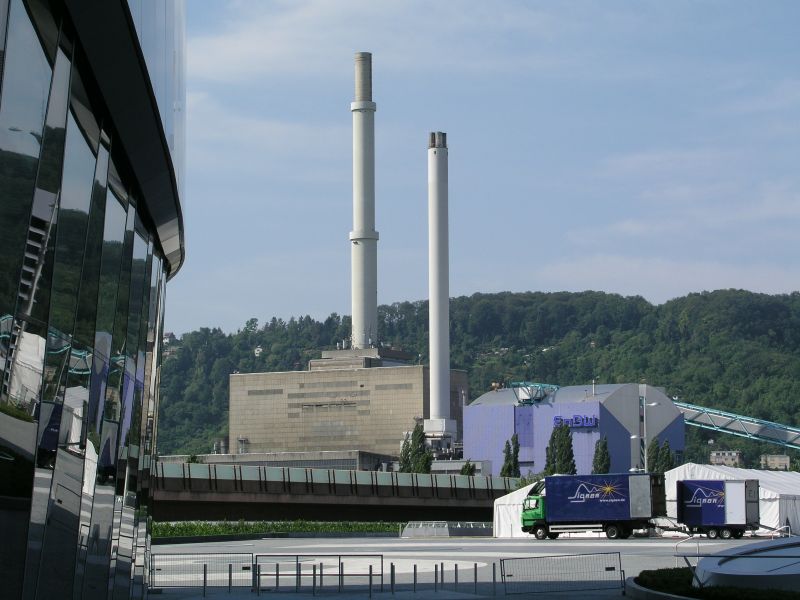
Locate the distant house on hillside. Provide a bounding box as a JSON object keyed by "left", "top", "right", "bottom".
{"left": 710, "top": 450, "right": 743, "bottom": 467}
{"left": 760, "top": 454, "right": 790, "bottom": 470}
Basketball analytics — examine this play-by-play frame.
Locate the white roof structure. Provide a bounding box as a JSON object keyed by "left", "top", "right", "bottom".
{"left": 493, "top": 482, "right": 536, "bottom": 538}
{"left": 665, "top": 463, "right": 800, "bottom": 532}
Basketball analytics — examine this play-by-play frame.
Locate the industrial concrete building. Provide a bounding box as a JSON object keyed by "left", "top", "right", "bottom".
{"left": 227, "top": 54, "right": 468, "bottom": 462}
{"left": 463, "top": 383, "right": 685, "bottom": 476}
{"left": 229, "top": 348, "right": 468, "bottom": 458}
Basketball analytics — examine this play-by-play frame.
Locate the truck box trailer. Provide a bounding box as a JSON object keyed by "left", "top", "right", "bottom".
{"left": 676, "top": 479, "right": 759, "bottom": 539}
{"left": 521, "top": 473, "right": 666, "bottom": 540}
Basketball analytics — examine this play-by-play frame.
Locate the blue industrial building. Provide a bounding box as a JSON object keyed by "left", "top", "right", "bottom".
{"left": 463, "top": 383, "right": 685, "bottom": 476}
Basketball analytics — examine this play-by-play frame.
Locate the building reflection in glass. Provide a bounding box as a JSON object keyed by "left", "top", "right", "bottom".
{"left": 0, "top": 0, "right": 184, "bottom": 598}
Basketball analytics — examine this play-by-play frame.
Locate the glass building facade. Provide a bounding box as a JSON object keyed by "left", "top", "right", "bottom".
{"left": 0, "top": 0, "right": 185, "bottom": 598}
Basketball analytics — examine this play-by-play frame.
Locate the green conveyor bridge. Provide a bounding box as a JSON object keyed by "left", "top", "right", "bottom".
{"left": 674, "top": 400, "right": 800, "bottom": 451}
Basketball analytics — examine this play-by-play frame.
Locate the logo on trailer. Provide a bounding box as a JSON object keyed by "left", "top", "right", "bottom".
{"left": 567, "top": 479, "right": 627, "bottom": 503}
{"left": 686, "top": 485, "right": 725, "bottom": 508}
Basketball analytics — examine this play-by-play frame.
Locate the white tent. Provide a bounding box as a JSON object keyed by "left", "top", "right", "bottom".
{"left": 665, "top": 463, "right": 800, "bottom": 533}
{"left": 493, "top": 482, "right": 536, "bottom": 538}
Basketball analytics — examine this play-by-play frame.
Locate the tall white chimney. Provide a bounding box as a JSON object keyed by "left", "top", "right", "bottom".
{"left": 425, "top": 132, "right": 456, "bottom": 447}
{"left": 350, "top": 52, "right": 379, "bottom": 349}
{"left": 428, "top": 131, "right": 449, "bottom": 421}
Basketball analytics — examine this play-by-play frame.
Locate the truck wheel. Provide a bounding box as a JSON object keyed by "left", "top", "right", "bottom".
{"left": 707, "top": 529, "right": 719, "bottom": 539}
{"left": 732, "top": 530, "right": 744, "bottom": 539}
{"left": 533, "top": 526, "right": 548, "bottom": 540}
{"left": 720, "top": 528, "right": 733, "bottom": 540}
{"left": 605, "top": 524, "right": 621, "bottom": 540}
{"left": 546, "top": 532, "right": 560, "bottom": 540}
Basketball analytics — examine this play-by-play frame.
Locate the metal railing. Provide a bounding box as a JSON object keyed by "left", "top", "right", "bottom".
{"left": 771, "top": 525, "right": 793, "bottom": 538}
{"left": 401, "top": 520, "right": 493, "bottom": 537}
{"left": 150, "top": 551, "right": 632, "bottom": 596}
{"left": 253, "top": 554, "right": 384, "bottom": 593}
{"left": 674, "top": 535, "right": 701, "bottom": 567}
{"left": 150, "top": 553, "right": 253, "bottom": 589}
{"left": 150, "top": 553, "right": 506, "bottom": 595}
{"left": 500, "top": 552, "right": 625, "bottom": 596}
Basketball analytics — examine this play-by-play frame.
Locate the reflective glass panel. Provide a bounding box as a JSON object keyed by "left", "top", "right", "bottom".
{"left": 69, "top": 139, "right": 108, "bottom": 599}
{"left": 0, "top": 0, "right": 53, "bottom": 416}
{"left": 39, "top": 111, "right": 96, "bottom": 411}
{"left": 19, "top": 26, "right": 75, "bottom": 598}
{"left": 117, "top": 232, "right": 147, "bottom": 454}
{"left": 73, "top": 140, "right": 109, "bottom": 348}
{"left": 77, "top": 191, "right": 126, "bottom": 599}
{"left": 0, "top": 0, "right": 9, "bottom": 73}
{"left": 105, "top": 209, "right": 137, "bottom": 593}
{"left": 32, "top": 109, "right": 97, "bottom": 599}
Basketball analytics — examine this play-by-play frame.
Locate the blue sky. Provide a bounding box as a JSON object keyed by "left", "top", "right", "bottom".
{"left": 166, "top": 0, "right": 800, "bottom": 335}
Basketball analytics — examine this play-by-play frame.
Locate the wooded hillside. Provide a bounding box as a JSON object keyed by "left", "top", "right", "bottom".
{"left": 157, "top": 289, "right": 800, "bottom": 467}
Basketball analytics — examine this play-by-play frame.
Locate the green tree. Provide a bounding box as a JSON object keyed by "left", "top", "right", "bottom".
{"left": 657, "top": 440, "right": 674, "bottom": 472}
{"left": 544, "top": 440, "right": 555, "bottom": 475}
{"left": 398, "top": 432, "right": 413, "bottom": 472}
{"left": 511, "top": 433, "right": 521, "bottom": 477}
{"left": 646, "top": 437, "right": 661, "bottom": 473}
{"left": 555, "top": 425, "right": 577, "bottom": 475}
{"left": 545, "top": 424, "right": 576, "bottom": 475}
{"left": 515, "top": 471, "right": 545, "bottom": 490}
{"left": 460, "top": 459, "right": 476, "bottom": 476}
{"left": 500, "top": 439, "right": 513, "bottom": 477}
{"left": 399, "top": 422, "right": 432, "bottom": 473}
{"left": 592, "top": 436, "right": 610, "bottom": 474}
{"left": 157, "top": 290, "right": 800, "bottom": 465}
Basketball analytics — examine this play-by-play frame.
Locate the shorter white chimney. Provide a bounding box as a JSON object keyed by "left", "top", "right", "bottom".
{"left": 425, "top": 131, "right": 456, "bottom": 448}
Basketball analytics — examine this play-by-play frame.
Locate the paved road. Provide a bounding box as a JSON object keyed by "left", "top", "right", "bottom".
{"left": 150, "top": 534, "right": 760, "bottom": 599}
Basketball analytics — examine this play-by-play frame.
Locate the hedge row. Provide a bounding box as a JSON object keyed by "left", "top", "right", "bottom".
{"left": 151, "top": 520, "right": 403, "bottom": 538}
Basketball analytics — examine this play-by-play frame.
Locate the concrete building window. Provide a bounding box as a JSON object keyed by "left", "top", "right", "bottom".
{"left": 299, "top": 380, "right": 357, "bottom": 389}
{"left": 247, "top": 388, "right": 283, "bottom": 396}
{"left": 375, "top": 383, "right": 413, "bottom": 390}
{"left": 288, "top": 390, "right": 369, "bottom": 399}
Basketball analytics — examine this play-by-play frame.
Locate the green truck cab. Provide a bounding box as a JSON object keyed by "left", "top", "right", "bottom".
{"left": 521, "top": 494, "right": 557, "bottom": 539}
{"left": 521, "top": 480, "right": 557, "bottom": 539}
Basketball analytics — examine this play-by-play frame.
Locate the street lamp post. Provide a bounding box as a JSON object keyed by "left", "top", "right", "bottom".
{"left": 631, "top": 385, "right": 660, "bottom": 472}
{"left": 641, "top": 388, "right": 660, "bottom": 471}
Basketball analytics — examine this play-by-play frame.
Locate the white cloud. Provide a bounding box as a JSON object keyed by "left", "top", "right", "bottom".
{"left": 598, "top": 147, "right": 736, "bottom": 182}
{"left": 565, "top": 176, "right": 800, "bottom": 246}
{"left": 173, "top": 2, "right": 800, "bottom": 334}
{"left": 186, "top": 91, "right": 349, "bottom": 182}
{"left": 167, "top": 248, "right": 351, "bottom": 334}
{"left": 533, "top": 254, "right": 800, "bottom": 304}
{"left": 723, "top": 79, "right": 800, "bottom": 114}
{"left": 639, "top": 182, "right": 737, "bottom": 206}
{"left": 187, "top": 1, "right": 588, "bottom": 84}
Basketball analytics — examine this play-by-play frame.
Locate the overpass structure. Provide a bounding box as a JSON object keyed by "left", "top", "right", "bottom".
{"left": 149, "top": 402, "right": 799, "bottom": 522}
{"left": 150, "top": 462, "right": 517, "bottom": 522}
{"left": 675, "top": 401, "right": 800, "bottom": 451}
